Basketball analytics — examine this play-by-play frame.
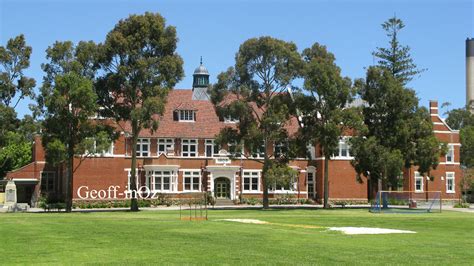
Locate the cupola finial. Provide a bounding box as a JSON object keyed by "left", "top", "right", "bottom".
{"left": 200, "top": 56, "right": 203, "bottom": 65}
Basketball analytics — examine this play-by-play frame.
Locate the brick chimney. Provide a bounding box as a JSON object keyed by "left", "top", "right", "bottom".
{"left": 32, "top": 134, "right": 45, "bottom": 162}
{"left": 429, "top": 100, "right": 438, "bottom": 115}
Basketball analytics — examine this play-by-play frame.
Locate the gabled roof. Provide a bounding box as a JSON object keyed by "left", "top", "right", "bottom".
{"left": 121, "top": 89, "right": 300, "bottom": 139}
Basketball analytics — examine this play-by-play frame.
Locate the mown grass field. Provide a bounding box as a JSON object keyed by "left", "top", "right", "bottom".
{"left": 0, "top": 209, "right": 473, "bottom": 265}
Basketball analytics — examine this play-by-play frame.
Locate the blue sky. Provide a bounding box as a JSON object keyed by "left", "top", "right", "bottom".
{"left": 1, "top": 0, "right": 473, "bottom": 118}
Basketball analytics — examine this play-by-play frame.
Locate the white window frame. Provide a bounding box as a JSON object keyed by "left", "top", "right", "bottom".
{"left": 181, "top": 139, "right": 198, "bottom": 157}
{"left": 151, "top": 170, "right": 174, "bottom": 192}
{"left": 224, "top": 115, "right": 239, "bottom": 123}
{"left": 446, "top": 172, "right": 455, "bottom": 194}
{"left": 205, "top": 139, "right": 219, "bottom": 157}
{"left": 126, "top": 169, "right": 141, "bottom": 191}
{"left": 446, "top": 144, "right": 454, "bottom": 163}
{"left": 40, "top": 171, "right": 55, "bottom": 193}
{"left": 157, "top": 138, "right": 174, "bottom": 155}
{"left": 335, "top": 138, "right": 351, "bottom": 158}
{"left": 251, "top": 141, "right": 265, "bottom": 159}
{"left": 136, "top": 138, "right": 150, "bottom": 157}
{"left": 178, "top": 110, "right": 195, "bottom": 122}
{"left": 414, "top": 171, "right": 423, "bottom": 192}
{"left": 274, "top": 141, "right": 288, "bottom": 158}
{"left": 243, "top": 170, "right": 260, "bottom": 193}
{"left": 307, "top": 167, "right": 316, "bottom": 198}
{"left": 183, "top": 170, "right": 201, "bottom": 192}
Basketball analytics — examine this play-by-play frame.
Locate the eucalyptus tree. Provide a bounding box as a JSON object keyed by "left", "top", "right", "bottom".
{"left": 96, "top": 12, "right": 184, "bottom": 211}
{"left": 39, "top": 40, "right": 114, "bottom": 212}
{"left": 209, "top": 36, "right": 302, "bottom": 209}
{"left": 0, "top": 35, "right": 36, "bottom": 179}
{"left": 294, "top": 43, "right": 358, "bottom": 208}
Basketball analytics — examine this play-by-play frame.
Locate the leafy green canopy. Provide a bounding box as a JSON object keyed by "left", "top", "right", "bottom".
{"left": 0, "top": 35, "right": 37, "bottom": 179}
{"left": 39, "top": 41, "right": 116, "bottom": 212}
{"left": 351, "top": 67, "right": 442, "bottom": 188}
{"left": 97, "top": 12, "right": 184, "bottom": 211}
{"left": 209, "top": 36, "right": 302, "bottom": 208}
{"left": 294, "top": 43, "right": 359, "bottom": 208}
{"left": 0, "top": 34, "right": 36, "bottom": 108}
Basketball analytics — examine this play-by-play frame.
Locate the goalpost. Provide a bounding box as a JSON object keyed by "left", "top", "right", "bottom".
{"left": 370, "top": 191, "right": 442, "bottom": 213}
{"left": 179, "top": 192, "right": 208, "bottom": 221}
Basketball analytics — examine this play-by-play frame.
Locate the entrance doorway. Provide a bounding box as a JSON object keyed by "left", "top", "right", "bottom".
{"left": 214, "top": 177, "right": 230, "bottom": 199}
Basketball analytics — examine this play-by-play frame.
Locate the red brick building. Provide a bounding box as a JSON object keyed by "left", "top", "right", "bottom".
{"left": 5, "top": 63, "right": 463, "bottom": 206}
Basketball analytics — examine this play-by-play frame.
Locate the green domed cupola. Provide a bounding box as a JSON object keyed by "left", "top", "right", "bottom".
{"left": 193, "top": 57, "right": 209, "bottom": 88}
{"left": 192, "top": 57, "right": 210, "bottom": 100}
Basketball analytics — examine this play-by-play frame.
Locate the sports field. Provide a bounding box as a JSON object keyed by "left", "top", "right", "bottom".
{"left": 1, "top": 209, "right": 472, "bottom": 264}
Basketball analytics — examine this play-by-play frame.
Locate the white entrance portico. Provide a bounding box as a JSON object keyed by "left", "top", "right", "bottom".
{"left": 206, "top": 165, "right": 240, "bottom": 200}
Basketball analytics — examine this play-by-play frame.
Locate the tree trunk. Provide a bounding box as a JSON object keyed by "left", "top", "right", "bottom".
{"left": 323, "top": 157, "right": 329, "bottom": 209}
{"left": 66, "top": 146, "right": 74, "bottom": 212}
{"left": 130, "top": 120, "right": 139, "bottom": 212}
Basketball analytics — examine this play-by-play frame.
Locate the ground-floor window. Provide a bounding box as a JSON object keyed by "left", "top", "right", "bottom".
{"left": 307, "top": 169, "right": 315, "bottom": 198}
{"left": 152, "top": 171, "right": 174, "bottom": 191}
{"left": 243, "top": 171, "right": 260, "bottom": 192}
{"left": 446, "top": 172, "right": 455, "bottom": 193}
{"left": 127, "top": 169, "right": 141, "bottom": 190}
{"left": 184, "top": 170, "right": 201, "bottom": 191}
{"left": 40, "top": 171, "right": 55, "bottom": 193}
{"left": 414, "top": 171, "right": 423, "bottom": 192}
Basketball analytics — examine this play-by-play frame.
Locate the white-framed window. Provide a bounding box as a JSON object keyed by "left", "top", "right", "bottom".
{"left": 251, "top": 141, "right": 265, "bottom": 159}
{"left": 307, "top": 167, "right": 316, "bottom": 199}
{"left": 414, "top": 171, "right": 423, "bottom": 192}
{"left": 158, "top": 138, "right": 174, "bottom": 155}
{"left": 183, "top": 170, "right": 201, "bottom": 191}
{"left": 182, "top": 139, "right": 198, "bottom": 157}
{"left": 205, "top": 139, "right": 219, "bottom": 157}
{"left": 243, "top": 171, "right": 260, "bottom": 192}
{"left": 126, "top": 169, "right": 141, "bottom": 190}
{"left": 228, "top": 141, "right": 241, "bottom": 157}
{"left": 336, "top": 138, "right": 351, "bottom": 158}
{"left": 224, "top": 115, "right": 239, "bottom": 123}
{"left": 274, "top": 141, "right": 288, "bottom": 158}
{"left": 40, "top": 171, "right": 55, "bottom": 193}
{"left": 446, "top": 172, "right": 455, "bottom": 193}
{"left": 152, "top": 171, "right": 173, "bottom": 192}
{"left": 136, "top": 138, "right": 150, "bottom": 157}
{"left": 83, "top": 139, "right": 114, "bottom": 156}
{"left": 178, "top": 110, "right": 196, "bottom": 122}
{"left": 446, "top": 144, "right": 454, "bottom": 163}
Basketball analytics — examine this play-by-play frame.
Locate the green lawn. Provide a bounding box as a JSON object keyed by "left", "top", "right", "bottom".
{"left": 0, "top": 209, "right": 473, "bottom": 265}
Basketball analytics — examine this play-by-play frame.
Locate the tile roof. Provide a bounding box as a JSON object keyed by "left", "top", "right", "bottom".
{"left": 120, "top": 89, "right": 300, "bottom": 139}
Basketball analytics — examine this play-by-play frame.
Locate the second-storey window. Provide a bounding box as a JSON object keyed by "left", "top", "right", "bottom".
{"left": 184, "top": 171, "right": 201, "bottom": 191}
{"left": 414, "top": 172, "right": 423, "bottom": 192}
{"left": 336, "top": 138, "right": 351, "bottom": 158}
{"left": 251, "top": 141, "right": 265, "bottom": 159}
{"left": 274, "top": 141, "right": 288, "bottom": 158}
{"left": 158, "top": 138, "right": 174, "bottom": 155}
{"left": 179, "top": 110, "right": 196, "bottom": 122}
{"left": 243, "top": 171, "right": 260, "bottom": 192}
{"left": 205, "top": 139, "right": 219, "bottom": 157}
{"left": 182, "top": 139, "right": 198, "bottom": 157}
{"left": 136, "top": 138, "right": 150, "bottom": 157}
{"left": 446, "top": 144, "right": 454, "bottom": 163}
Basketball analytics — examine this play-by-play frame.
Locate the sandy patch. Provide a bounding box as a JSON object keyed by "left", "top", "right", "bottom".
{"left": 219, "top": 219, "right": 269, "bottom": 224}
{"left": 328, "top": 227, "right": 416, "bottom": 235}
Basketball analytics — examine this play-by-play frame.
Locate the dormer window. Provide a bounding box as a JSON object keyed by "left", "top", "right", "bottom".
{"left": 224, "top": 115, "right": 239, "bottom": 123}
{"left": 179, "top": 110, "right": 196, "bottom": 122}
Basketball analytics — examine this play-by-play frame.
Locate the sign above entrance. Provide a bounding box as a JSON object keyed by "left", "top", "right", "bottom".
{"left": 215, "top": 149, "right": 231, "bottom": 165}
